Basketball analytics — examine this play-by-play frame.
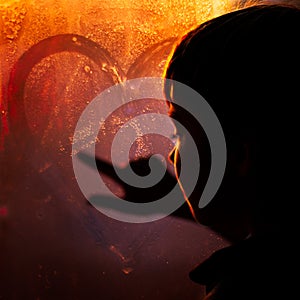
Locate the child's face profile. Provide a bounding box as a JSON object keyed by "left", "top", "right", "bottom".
{"left": 168, "top": 101, "right": 252, "bottom": 242}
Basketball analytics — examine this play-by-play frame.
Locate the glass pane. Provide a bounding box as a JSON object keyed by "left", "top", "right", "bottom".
{"left": 0, "top": 0, "right": 237, "bottom": 298}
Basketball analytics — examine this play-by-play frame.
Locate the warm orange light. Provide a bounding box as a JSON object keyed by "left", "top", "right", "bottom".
{"left": 0, "top": 0, "right": 260, "bottom": 149}
{"left": 172, "top": 138, "right": 198, "bottom": 221}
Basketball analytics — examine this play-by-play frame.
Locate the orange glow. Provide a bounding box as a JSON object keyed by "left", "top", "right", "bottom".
{"left": 172, "top": 138, "right": 198, "bottom": 221}
{"left": 0, "top": 0, "right": 260, "bottom": 151}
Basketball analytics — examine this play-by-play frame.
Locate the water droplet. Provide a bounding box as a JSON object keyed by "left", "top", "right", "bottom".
{"left": 84, "top": 65, "right": 91, "bottom": 73}
{"left": 101, "top": 63, "right": 108, "bottom": 72}
{"left": 38, "top": 162, "right": 52, "bottom": 173}
{"left": 0, "top": 1, "right": 27, "bottom": 41}
{"left": 122, "top": 267, "right": 133, "bottom": 275}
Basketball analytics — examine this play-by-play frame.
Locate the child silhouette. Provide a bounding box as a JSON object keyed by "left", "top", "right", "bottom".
{"left": 164, "top": 3, "right": 299, "bottom": 299}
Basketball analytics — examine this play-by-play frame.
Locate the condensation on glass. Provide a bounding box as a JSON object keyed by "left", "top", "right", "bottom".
{"left": 0, "top": 0, "right": 254, "bottom": 299}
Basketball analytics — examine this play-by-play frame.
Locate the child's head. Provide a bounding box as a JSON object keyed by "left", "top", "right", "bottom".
{"left": 165, "top": 4, "right": 300, "bottom": 241}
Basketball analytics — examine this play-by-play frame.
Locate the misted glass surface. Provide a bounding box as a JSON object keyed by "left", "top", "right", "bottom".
{"left": 0, "top": 0, "right": 246, "bottom": 298}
